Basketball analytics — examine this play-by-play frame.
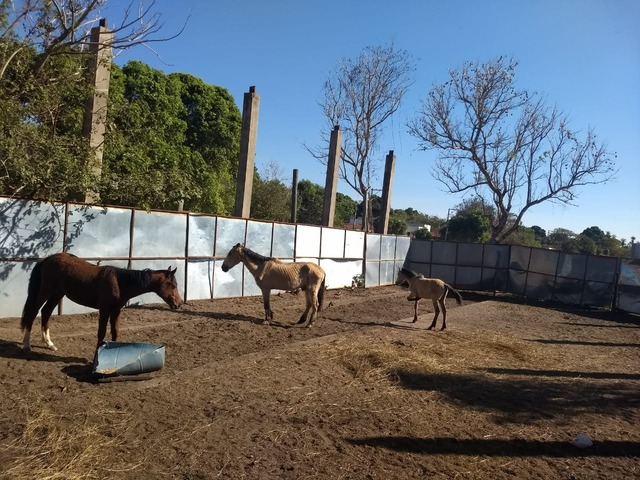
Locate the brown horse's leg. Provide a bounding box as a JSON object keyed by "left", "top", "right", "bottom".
{"left": 428, "top": 299, "right": 440, "bottom": 330}
{"left": 21, "top": 294, "right": 50, "bottom": 351}
{"left": 261, "top": 290, "right": 273, "bottom": 325}
{"left": 97, "top": 310, "right": 110, "bottom": 346}
{"left": 39, "top": 295, "right": 63, "bottom": 351}
{"left": 109, "top": 309, "right": 122, "bottom": 341}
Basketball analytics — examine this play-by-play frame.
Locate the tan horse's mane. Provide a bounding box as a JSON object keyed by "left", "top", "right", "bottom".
{"left": 241, "top": 246, "right": 273, "bottom": 263}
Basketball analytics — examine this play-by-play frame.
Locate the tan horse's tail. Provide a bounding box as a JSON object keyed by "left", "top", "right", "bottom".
{"left": 317, "top": 277, "right": 326, "bottom": 312}
{"left": 446, "top": 284, "right": 463, "bottom": 305}
{"left": 21, "top": 260, "right": 44, "bottom": 331}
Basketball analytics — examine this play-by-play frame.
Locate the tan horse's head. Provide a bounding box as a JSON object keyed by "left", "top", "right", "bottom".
{"left": 221, "top": 243, "right": 244, "bottom": 272}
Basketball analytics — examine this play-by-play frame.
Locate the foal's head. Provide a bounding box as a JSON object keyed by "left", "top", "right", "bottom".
{"left": 221, "top": 243, "right": 244, "bottom": 272}
{"left": 155, "top": 267, "right": 183, "bottom": 309}
{"left": 395, "top": 267, "right": 416, "bottom": 287}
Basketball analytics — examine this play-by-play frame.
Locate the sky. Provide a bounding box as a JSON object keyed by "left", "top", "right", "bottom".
{"left": 103, "top": 0, "right": 639, "bottom": 242}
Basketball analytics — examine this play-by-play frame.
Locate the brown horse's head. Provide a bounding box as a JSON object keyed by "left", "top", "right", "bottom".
{"left": 157, "top": 266, "right": 183, "bottom": 309}
{"left": 221, "top": 243, "right": 244, "bottom": 272}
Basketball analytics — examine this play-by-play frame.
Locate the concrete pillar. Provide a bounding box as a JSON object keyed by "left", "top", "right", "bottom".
{"left": 290, "top": 168, "right": 299, "bottom": 223}
{"left": 322, "top": 125, "right": 342, "bottom": 227}
{"left": 82, "top": 19, "right": 112, "bottom": 203}
{"left": 377, "top": 150, "right": 396, "bottom": 234}
{"left": 233, "top": 86, "right": 260, "bottom": 218}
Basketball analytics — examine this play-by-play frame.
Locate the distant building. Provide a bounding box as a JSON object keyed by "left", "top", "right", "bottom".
{"left": 407, "top": 223, "right": 431, "bottom": 235}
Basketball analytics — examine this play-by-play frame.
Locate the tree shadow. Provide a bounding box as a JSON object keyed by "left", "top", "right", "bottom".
{"left": 0, "top": 338, "right": 87, "bottom": 363}
{"left": 392, "top": 368, "right": 640, "bottom": 423}
{"left": 0, "top": 199, "right": 103, "bottom": 281}
{"left": 346, "top": 436, "right": 640, "bottom": 457}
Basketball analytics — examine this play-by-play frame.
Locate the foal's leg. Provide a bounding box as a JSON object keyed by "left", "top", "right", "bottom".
{"left": 427, "top": 298, "right": 440, "bottom": 330}
{"left": 39, "top": 295, "right": 63, "bottom": 351}
{"left": 261, "top": 289, "right": 273, "bottom": 325}
{"left": 440, "top": 293, "right": 448, "bottom": 331}
{"left": 412, "top": 299, "right": 419, "bottom": 322}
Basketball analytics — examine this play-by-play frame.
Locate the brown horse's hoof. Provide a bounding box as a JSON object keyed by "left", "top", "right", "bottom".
{"left": 427, "top": 326, "right": 435, "bottom": 330}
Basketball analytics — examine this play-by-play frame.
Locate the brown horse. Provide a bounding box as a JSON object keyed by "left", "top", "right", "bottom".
{"left": 395, "top": 267, "right": 463, "bottom": 330}
{"left": 221, "top": 243, "right": 326, "bottom": 327}
{"left": 21, "top": 253, "right": 183, "bottom": 351}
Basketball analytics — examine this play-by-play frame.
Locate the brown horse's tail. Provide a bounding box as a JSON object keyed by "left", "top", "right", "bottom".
{"left": 446, "top": 284, "right": 463, "bottom": 306}
{"left": 317, "top": 277, "right": 326, "bottom": 312}
{"left": 21, "top": 260, "right": 43, "bottom": 331}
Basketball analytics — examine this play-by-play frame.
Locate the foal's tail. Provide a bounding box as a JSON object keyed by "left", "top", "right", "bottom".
{"left": 446, "top": 284, "right": 463, "bottom": 306}
{"left": 21, "top": 260, "right": 44, "bottom": 331}
{"left": 317, "top": 277, "right": 326, "bottom": 312}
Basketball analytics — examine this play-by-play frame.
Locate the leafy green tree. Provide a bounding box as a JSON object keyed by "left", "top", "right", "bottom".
{"left": 547, "top": 228, "right": 576, "bottom": 249}
{"left": 413, "top": 227, "right": 432, "bottom": 240}
{"left": 447, "top": 211, "right": 491, "bottom": 243}
{"left": 101, "top": 62, "right": 241, "bottom": 212}
{"left": 101, "top": 62, "right": 194, "bottom": 210}
{"left": 504, "top": 226, "right": 541, "bottom": 247}
{"left": 251, "top": 172, "right": 291, "bottom": 222}
{"left": 0, "top": 42, "right": 93, "bottom": 200}
{"left": 335, "top": 192, "right": 358, "bottom": 227}
{"left": 531, "top": 225, "right": 547, "bottom": 245}
{"left": 296, "top": 180, "right": 324, "bottom": 225}
{"left": 388, "top": 217, "right": 408, "bottom": 235}
{"left": 170, "top": 73, "right": 241, "bottom": 213}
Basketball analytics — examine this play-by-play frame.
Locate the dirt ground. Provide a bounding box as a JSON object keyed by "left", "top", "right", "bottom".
{"left": 0, "top": 285, "right": 638, "bottom": 479}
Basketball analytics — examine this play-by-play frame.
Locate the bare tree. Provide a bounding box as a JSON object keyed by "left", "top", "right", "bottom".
{"left": 308, "top": 44, "right": 414, "bottom": 231}
{"left": 408, "top": 57, "right": 616, "bottom": 243}
{"left": 1, "top": 0, "right": 183, "bottom": 80}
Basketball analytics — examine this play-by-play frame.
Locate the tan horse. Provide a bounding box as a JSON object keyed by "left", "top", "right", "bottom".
{"left": 21, "top": 253, "right": 183, "bottom": 351}
{"left": 395, "top": 267, "right": 463, "bottom": 330}
{"left": 221, "top": 243, "right": 326, "bottom": 327}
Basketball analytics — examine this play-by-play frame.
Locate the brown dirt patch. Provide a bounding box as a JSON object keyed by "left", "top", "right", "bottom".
{"left": 0, "top": 286, "right": 638, "bottom": 479}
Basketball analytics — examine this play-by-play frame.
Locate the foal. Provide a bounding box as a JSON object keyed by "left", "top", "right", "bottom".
{"left": 395, "top": 267, "right": 463, "bottom": 330}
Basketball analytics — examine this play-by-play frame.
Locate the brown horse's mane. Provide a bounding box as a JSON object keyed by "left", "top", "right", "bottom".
{"left": 400, "top": 267, "right": 419, "bottom": 278}
{"left": 104, "top": 266, "right": 155, "bottom": 290}
{"left": 242, "top": 246, "right": 272, "bottom": 263}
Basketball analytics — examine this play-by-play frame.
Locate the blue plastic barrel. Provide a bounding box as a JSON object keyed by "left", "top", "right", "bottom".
{"left": 92, "top": 341, "right": 165, "bottom": 377}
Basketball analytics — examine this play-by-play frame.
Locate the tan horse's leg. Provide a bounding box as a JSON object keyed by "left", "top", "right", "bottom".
{"left": 261, "top": 289, "right": 273, "bottom": 325}
{"left": 427, "top": 298, "right": 440, "bottom": 330}
{"left": 306, "top": 284, "right": 321, "bottom": 327}
{"left": 296, "top": 287, "right": 313, "bottom": 326}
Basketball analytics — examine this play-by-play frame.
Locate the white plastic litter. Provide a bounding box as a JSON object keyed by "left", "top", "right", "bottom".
{"left": 571, "top": 434, "right": 593, "bottom": 449}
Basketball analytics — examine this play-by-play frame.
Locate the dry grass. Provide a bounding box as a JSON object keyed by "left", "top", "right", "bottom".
{"left": 1, "top": 399, "right": 143, "bottom": 480}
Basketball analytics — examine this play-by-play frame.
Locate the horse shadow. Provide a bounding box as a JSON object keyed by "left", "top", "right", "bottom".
{"left": 346, "top": 436, "right": 640, "bottom": 457}
{"left": 0, "top": 338, "right": 87, "bottom": 364}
